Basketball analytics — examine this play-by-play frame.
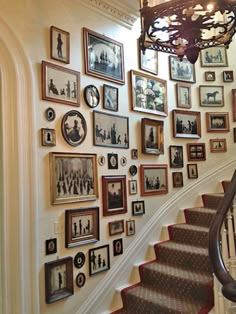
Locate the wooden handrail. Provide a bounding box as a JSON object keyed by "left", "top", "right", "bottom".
{"left": 208, "top": 169, "right": 236, "bottom": 302}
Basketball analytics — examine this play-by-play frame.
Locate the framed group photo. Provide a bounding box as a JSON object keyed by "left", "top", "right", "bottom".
{"left": 199, "top": 85, "right": 224, "bottom": 107}
{"left": 140, "top": 164, "right": 168, "bottom": 196}
{"left": 141, "top": 118, "right": 164, "bottom": 155}
{"left": 172, "top": 109, "right": 201, "bottom": 139}
{"left": 200, "top": 46, "right": 228, "bottom": 67}
{"left": 50, "top": 26, "right": 70, "bottom": 64}
{"left": 206, "top": 112, "right": 230, "bottom": 132}
{"left": 88, "top": 245, "right": 110, "bottom": 276}
{"left": 169, "top": 56, "right": 196, "bottom": 83}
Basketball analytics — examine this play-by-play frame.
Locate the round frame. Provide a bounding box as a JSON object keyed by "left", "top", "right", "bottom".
{"left": 74, "top": 252, "right": 85, "bottom": 269}
{"left": 129, "top": 165, "right": 137, "bottom": 176}
{"left": 45, "top": 107, "right": 56, "bottom": 121}
{"left": 84, "top": 85, "right": 100, "bottom": 108}
{"left": 61, "top": 110, "right": 87, "bottom": 146}
{"left": 98, "top": 155, "right": 106, "bottom": 166}
{"left": 75, "top": 272, "right": 86, "bottom": 288}
{"left": 120, "top": 156, "right": 127, "bottom": 167}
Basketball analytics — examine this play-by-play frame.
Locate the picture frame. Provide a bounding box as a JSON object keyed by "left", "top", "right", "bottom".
{"left": 130, "top": 70, "right": 167, "bottom": 117}
{"left": 205, "top": 71, "right": 215, "bottom": 82}
{"left": 126, "top": 219, "right": 135, "bottom": 236}
{"left": 232, "top": 89, "right": 236, "bottom": 122}
{"left": 113, "top": 238, "right": 123, "bottom": 256}
{"left": 169, "top": 145, "right": 184, "bottom": 168}
{"left": 103, "top": 84, "right": 118, "bottom": 111}
{"left": 176, "top": 83, "right": 192, "bottom": 109}
{"left": 50, "top": 26, "right": 70, "bottom": 64}
{"left": 45, "top": 107, "right": 56, "bottom": 122}
{"left": 141, "top": 118, "right": 164, "bottom": 155}
{"left": 84, "top": 85, "right": 100, "bottom": 108}
{"left": 61, "top": 110, "right": 87, "bottom": 147}
{"left": 129, "top": 180, "right": 137, "bottom": 195}
{"left": 65, "top": 207, "right": 99, "bottom": 248}
{"left": 223, "top": 71, "right": 234, "bottom": 82}
{"left": 49, "top": 152, "right": 98, "bottom": 205}
{"left": 210, "top": 138, "right": 227, "bottom": 152}
{"left": 172, "top": 172, "right": 183, "bottom": 188}
{"left": 93, "top": 110, "right": 129, "bottom": 149}
{"left": 45, "top": 238, "right": 57, "bottom": 255}
{"left": 131, "top": 149, "right": 138, "bottom": 160}
{"left": 169, "top": 55, "right": 196, "bottom": 83}
{"left": 108, "top": 219, "right": 124, "bottom": 236}
{"left": 98, "top": 155, "right": 106, "bottom": 166}
{"left": 88, "top": 244, "right": 110, "bottom": 276}
{"left": 172, "top": 109, "right": 201, "bottom": 139}
{"left": 74, "top": 252, "right": 85, "bottom": 269}
{"left": 140, "top": 164, "right": 168, "bottom": 196}
{"left": 206, "top": 112, "right": 230, "bottom": 132}
{"left": 102, "top": 175, "right": 127, "bottom": 216}
{"left": 129, "top": 165, "right": 137, "bottom": 177}
{"left": 120, "top": 156, "right": 127, "bottom": 167}
{"left": 107, "top": 153, "right": 118, "bottom": 170}
{"left": 75, "top": 272, "right": 86, "bottom": 288}
{"left": 139, "top": 47, "right": 158, "bottom": 75}
{"left": 199, "top": 85, "right": 224, "bottom": 107}
{"left": 187, "top": 164, "right": 198, "bottom": 179}
{"left": 45, "top": 256, "right": 73, "bottom": 304}
{"left": 83, "top": 27, "right": 125, "bottom": 85}
{"left": 132, "top": 200, "right": 145, "bottom": 215}
{"left": 41, "top": 128, "right": 56, "bottom": 147}
{"left": 187, "top": 143, "right": 206, "bottom": 161}
{"left": 42, "top": 61, "right": 80, "bottom": 106}
{"left": 200, "top": 46, "right": 228, "bottom": 67}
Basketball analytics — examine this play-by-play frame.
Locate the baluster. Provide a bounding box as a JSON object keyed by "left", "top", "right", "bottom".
{"left": 213, "top": 274, "right": 220, "bottom": 314}
{"left": 221, "top": 226, "right": 229, "bottom": 269}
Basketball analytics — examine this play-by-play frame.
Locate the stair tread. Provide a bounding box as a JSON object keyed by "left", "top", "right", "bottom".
{"left": 171, "top": 223, "right": 209, "bottom": 232}
{"left": 186, "top": 207, "right": 216, "bottom": 214}
{"left": 157, "top": 240, "right": 208, "bottom": 255}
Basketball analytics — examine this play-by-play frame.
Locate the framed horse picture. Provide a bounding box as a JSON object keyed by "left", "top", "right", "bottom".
{"left": 199, "top": 85, "right": 224, "bottom": 107}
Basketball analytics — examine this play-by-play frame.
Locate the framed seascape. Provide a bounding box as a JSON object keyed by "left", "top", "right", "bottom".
{"left": 172, "top": 109, "right": 201, "bottom": 139}
{"left": 199, "top": 85, "right": 224, "bottom": 107}
{"left": 88, "top": 245, "right": 110, "bottom": 276}
{"left": 200, "top": 46, "right": 228, "bottom": 67}
{"left": 140, "top": 164, "right": 168, "bottom": 196}
{"left": 206, "top": 112, "right": 230, "bottom": 132}
{"left": 50, "top": 26, "right": 70, "bottom": 64}
{"left": 49, "top": 152, "right": 98, "bottom": 205}
{"left": 141, "top": 118, "right": 164, "bottom": 155}
{"left": 169, "top": 56, "right": 196, "bottom": 83}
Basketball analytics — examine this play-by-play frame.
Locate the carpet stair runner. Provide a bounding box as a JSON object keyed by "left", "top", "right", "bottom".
{"left": 111, "top": 187, "right": 226, "bottom": 314}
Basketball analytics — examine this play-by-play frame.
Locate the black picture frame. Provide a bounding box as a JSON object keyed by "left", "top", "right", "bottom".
{"left": 113, "top": 238, "right": 123, "bottom": 256}
{"left": 107, "top": 153, "right": 118, "bottom": 169}
{"left": 45, "top": 107, "right": 56, "bottom": 121}
{"left": 88, "top": 245, "right": 110, "bottom": 276}
{"left": 74, "top": 252, "right": 85, "bottom": 268}
{"left": 75, "top": 272, "right": 86, "bottom": 288}
{"left": 132, "top": 200, "right": 145, "bottom": 216}
{"left": 45, "top": 238, "right": 57, "bottom": 255}
{"left": 169, "top": 145, "right": 184, "bottom": 168}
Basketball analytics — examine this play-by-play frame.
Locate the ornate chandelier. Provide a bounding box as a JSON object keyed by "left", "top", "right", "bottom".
{"left": 139, "top": 0, "right": 236, "bottom": 64}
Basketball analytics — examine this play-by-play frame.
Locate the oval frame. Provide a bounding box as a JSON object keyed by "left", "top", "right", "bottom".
{"left": 74, "top": 252, "right": 85, "bottom": 269}
{"left": 84, "top": 84, "right": 100, "bottom": 108}
{"left": 129, "top": 165, "right": 137, "bottom": 176}
{"left": 75, "top": 272, "right": 86, "bottom": 288}
{"left": 45, "top": 107, "right": 56, "bottom": 121}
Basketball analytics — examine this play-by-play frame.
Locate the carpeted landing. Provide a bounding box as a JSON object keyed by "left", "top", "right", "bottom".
{"left": 111, "top": 191, "right": 226, "bottom": 314}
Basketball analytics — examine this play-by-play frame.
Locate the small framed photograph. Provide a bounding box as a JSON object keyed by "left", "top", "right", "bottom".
{"left": 129, "top": 180, "right": 137, "bottom": 195}
{"left": 176, "top": 83, "right": 191, "bottom": 109}
{"left": 108, "top": 220, "right": 124, "bottom": 236}
{"left": 45, "top": 238, "right": 57, "bottom": 255}
{"left": 172, "top": 109, "right": 201, "bottom": 139}
{"left": 131, "top": 149, "right": 138, "bottom": 160}
{"left": 140, "top": 164, "right": 168, "bottom": 196}
{"left": 50, "top": 26, "right": 70, "bottom": 64}
{"left": 88, "top": 245, "right": 110, "bottom": 276}
{"left": 41, "top": 128, "right": 56, "bottom": 146}
{"left": 141, "top": 118, "right": 164, "bottom": 155}
{"left": 206, "top": 112, "right": 230, "bottom": 132}
{"left": 169, "top": 145, "right": 183, "bottom": 168}
{"left": 126, "top": 220, "right": 135, "bottom": 236}
{"left": 107, "top": 153, "right": 118, "bottom": 170}
{"left": 45, "top": 256, "right": 73, "bottom": 304}
{"left": 75, "top": 272, "right": 86, "bottom": 288}
{"left": 84, "top": 85, "right": 100, "bottom": 108}
{"left": 169, "top": 55, "right": 196, "bottom": 83}
{"left": 232, "top": 89, "right": 236, "bottom": 121}
{"left": 172, "top": 172, "right": 183, "bottom": 188}
{"left": 223, "top": 70, "right": 234, "bottom": 82}
{"left": 210, "top": 139, "right": 227, "bottom": 152}
{"left": 200, "top": 46, "right": 228, "bottom": 67}
{"left": 83, "top": 28, "right": 125, "bottom": 85}
{"left": 102, "top": 175, "right": 127, "bottom": 216}
{"left": 139, "top": 48, "right": 158, "bottom": 75}
{"left": 103, "top": 84, "right": 118, "bottom": 111}
{"left": 45, "top": 107, "right": 56, "bottom": 121}
{"left": 113, "top": 238, "right": 123, "bottom": 256}
{"left": 199, "top": 85, "right": 224, "bottom": 107}
{"left": 205, "top": 71, "right": 215, "bottom": 81}
{"left": 132, "top": 200, "right": 145, "bottom": 216}
{"left": 187, "top": 164, "right": 198, "bottom": 179}
{"left": 187, "top": 143, "right": 206, "bottom": 161}
{"left": 42, "top": 61, "right": 80, "bottom": 106}
{"left": 49, "top": 152, "right": 98, "bottom": 205}
{"left": 65, "top": 207, "right": 99, "bottom": 248}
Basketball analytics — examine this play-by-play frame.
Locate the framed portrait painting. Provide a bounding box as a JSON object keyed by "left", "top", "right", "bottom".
{"left": 50, "top": 26, "right": 70, "bottom": 64}
{"left": 206, "top": 112, "right": 230, "bottom": 132}
{"left": 200, "top": 46, "right": 228, "bottom": 67}
{"left": 141, "top": 118, "right": 164, "bottom": 155}
{"left": 172, "top": 109, "right": 201, "bottom": 139}
{"left": 199, "top": 85, "right": 224, "bottom": 107}
{"left": 140, "top": 164, "right": 168, "bottom": 196}
{"left": 169, "top": 55, "right": 196, "bottom": 83}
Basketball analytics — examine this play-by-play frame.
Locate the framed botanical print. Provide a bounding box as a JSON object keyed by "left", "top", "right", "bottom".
{"left": 140, "top": 164, "right": 168, "bottom": 196}
{"left": 187, "top": 143, "right": 206, "bottom": 161}
{"left": 187, "top": 164, "right": 198, "bottom": 179}
{"left": 199, "top": 85, "right": 224, "bottom": 107}
{"left": 172, "top": 109, "right": 201, "bottom": 139}
{"left": 206, "top": 112, "right": 230, "bottom": 132}
{"left": 169, "top": 145, "right": 184, "bottom": 168}
{"left": 169, "top": 55, "right": 196, "bottom": 83}
{"left": 141, "top": 118, "right": 164, "bottom": 155}
{"left": 88, "top": 245, "right": 110, "bottom": 276}
{"left": 210, "top": 138, "right": 227, "bottom": 152}
{"left": 200, "top": 46, "right": 228, "bottom": 67}
{"left": 176, "top": 83, "right": 192, "bottom": 109}
{"left": 50, "top": 26, "right": 70, "bottom": 64}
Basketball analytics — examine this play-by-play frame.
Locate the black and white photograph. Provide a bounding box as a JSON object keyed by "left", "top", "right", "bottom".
{"left": 132, "top": 200, "right": 145, "bottom": 216}
{"left": 88, "top": 245, "right": 110, "bottom": 276}
{"left": 140, "top": 164, "right": 168, "bottom": 196}
{"left": 84, "top": 85, "right": 100, "bottom": 108}
{"left": 103, "top": 84, "right": 118, "bottom": 111}
{"left": 200, "top": 46, "right": 228, "bottom": 67}
{"left": 113, "top": 238, "right": 123, "bottom": 256}
{"left": 41, "top": 128, "right": 56, "bottom": 147}
{"left": 108, "top": 153, "right": 118, "bottom": 169}
{"left": 141, "top": 118, "right": 164, "bottom": 155}
{"left": 199, "top": 85, "right": 224, "bottom": 107}
{"left": 139, "top": 47, "right": 158, "bottom": 75}
{"left": 172, "top": 109, "right": 201, "bottom": 139}
{"left": 50, "top": 26, "right": 70, "bottom": 64}
{"left": 169, "top": 145, "right": 184, "bottom": 168}
{"left": 169, "top": 56, "right": 196, "bottom": 83}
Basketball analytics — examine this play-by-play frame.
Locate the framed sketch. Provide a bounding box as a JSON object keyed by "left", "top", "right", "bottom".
{"left": 187, "top": 164, "right": 198, "bottom": 179}
{"left": 205, "top": 71, "right": 215, "bottom": 81}
{"left": 45, "top": 257, "right": 73, "bottom": 304}
{"left": 172, "top": 172, "right": 183, "bottom": 188}
{"left": 223, "top": 71, "right": 234, "bottom": 82}
{"left": 169, "top": 145, "right": 183, "bottom": 168}
{"left": 83, "top": 28, "right": 125, "bottom": 85}
{"left": 169, "top": 55, "right": 196, "bottom": 83}
{"left": 176, "top": 83, "right": 191, "bottom": 109}
{"left": 113, "top": 238, "right": 123, "bottom": 256}
{"left": 141, "top": 118, "right": 164, "bottom": 155}
{"left": 210, "top": 138, "right": 227, "bottom": 152}
{"left": 98, "top": 155, "right": 106, "bottom": 166}
{"left": 107, "top": 153, "right": 118, "bottom": 170}
{"left": 49, "top": 152, "right": 98, "bottom": 205}
{"left": 172, "top": 109, "right": 201, "bottom": 139}
{"left": 50, "top": 26, "right": 70, "bottom": 64}
{"left": 41, "top": 128, "right": 56, "bottom": 146}
{"left": 199, "top": 85, "right": 224, "bottom": 107}
{"left": 42, "top": 61, "right": 80, "bottom": 106}
{"left": 108, "top": 220, "right": 124, "bottom": 236}
{"left": 75, "top": 273, "right": 86, "bottom": 288}
{"left": 200, "top": 46, "right": 228, "bottom": 67}
{"left": 103, "top": 84, "right": 118, "bottom": 111}
{"left": 139, "top": 48, "right": 158, "bottom": 75}
{"left": 130, "top": 70, "right": 167, "bottom": 117}
{"left": 65, "top": 207, "right": 99, "bottom": 248}
{"left": 45, "top": 238, "right": 57, "bottom": 255}
{"left": 206, "top": 112, "right": 230, "bottom": 132}
{"left": 187, "top": 143, "right": 206, "bottom": 161}
{"left": 88, "top": 245, "right": 110, "bottom": 276}
{"left": 102, "top": 175, "right": 127, "bottom": 216}
{"left": 129, "top": 180, "right": 137, "bottom": 195}
{"left": 93, "top": 110, "right": 129, "bottom": 149}
{"left": 61, "top": 110, "right": 87, "bottom": 146}
{"left": 45, "top": 107, "right": 56, "bottom": 121}
{"left": 232, "top": 89, "right": 236, "bottom": 121}
{"left": 126, "top": 220, "right": 135, "bottom": 236}
{"left": 132, "top": 200, "right": 145, "bottom": 215}
{"left": 140, "top": 164, "right": 168, "bottom": 196}
{"left": 84, "top": 85, "right": 100, "bottom": 108}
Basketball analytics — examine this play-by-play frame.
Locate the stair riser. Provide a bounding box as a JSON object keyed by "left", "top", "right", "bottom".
{"left": 184, "top": 210, "right": 215, "bottom": 228}
{"left": 201, "top": 194, "right": 223, "bottom": 209}
{"left": 168, "top": 226, "right": 209, "bottom": 248}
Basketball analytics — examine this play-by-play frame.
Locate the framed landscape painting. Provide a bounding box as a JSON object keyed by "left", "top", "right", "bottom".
{"left": 172, "top": 109, "right": 201, "bottom": 139}
{"left": 169, "top": 56, "right": 196, "bottom": 83}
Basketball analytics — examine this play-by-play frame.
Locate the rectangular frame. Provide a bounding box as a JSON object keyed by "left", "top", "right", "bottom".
{"left": 50, "top": 26, "right": 70, "bottom": 64}
{"left": 199, "top": 85, "right": 224, "bottom": 107}
{"left": 139, "top": 46, "right": 158, "bottom": 75}
{"left": 83, "top": 28, "right": 125, "bottom": 85}
{"left": 176, "top": 83, "right": 192, "bottom": 109}
{"left": 126, "top": 219, "right": 135, "bottom": 236}
{"left": 210, "top": 138, "right": 227, "bottom": 152}
{"left": 223, "top": 70, "right": 234, "bottom": 82}
{"left": 187, "top": 164, "right": 198, "bottom": 179}
{"left": 172, "top": 109, "right": 201, "bottom": 139}
{"left": 108, "top": 219, "right": 124, "bottom": 236}
{"left": 187, "top": 143, "right": 206, "bottom": 161}
{"left": 169, "top": 145, "right": 184, "bottom": 168}
{"left": 42, "top": 61, "right": 80, "bottom": 106}
{"left": 49, "top": 152, "right": 98, "bottom": 205}
{"left": 205, "top": 71, "right": 215, "bottom": 81}
{"left": 65, "top": 207, "right": 99, "bottom": 248}
{"left": 206, "top": 112, "right": 230, "bottom": 132}
{"left": 41, "top": 128, "right": 56, "bottom": 146}
{"left": 172, "top": 172, "right": 183, "bottom": 188}
{"left": 169, "top": 55, "right": 196, "bottom": 83}
{"left": 130, "top": 70, "right": 167, "bottom": 117}
{"left": 140, "top": 164, "right": 168, "bottom": 196}
{"left": 129, "top": 179, "right": 137, "bottom": 195}
{"left": 141, "top": 118, "right": 164, "bottom": 155}
{"left": 45, "top": 257, "right": 73, "bottom": 304}
{"left": 93, "top": 110, "right": 129, "bottom": 149}
{"left": 200, "top": 46, "right": 228, "bottom": 67}
{"left": 103, "top": 84, "right": 118, "bottom": 111}
{"left": 88, "top": 244, "right": 110, "bottom": 276}
{"left": 102, "top": 175, "right": 127, "bottom": 216}
{"left": 232, "top": 89, "right": 236, "bottom": 121}
{"left": 132, "top": 200, "right": 145, "bottom": 215}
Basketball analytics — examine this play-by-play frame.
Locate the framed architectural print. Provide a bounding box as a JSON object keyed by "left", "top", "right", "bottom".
{"left": 169, "top": 55, "right": 196, "bottom": 83}
{"left": 187, "top": 164, "right": 198, "bottom": 179}
{"left": 223, "top": 71, "right": 234, "bottom": 82}
{"left": 84, "top": 85, "right": 100, "bottom": 108}
{"left": 45, "top": 257, "right": 73, "bottom": 304}
{"left": 88, "top": 245, "right": 110, "bottom": 276}
{"left": 232, "top": 89, "right": 236, "bottom": 121}
{"left": 113, "top": 238, "right": 123, "bottom": 256}
{"left": 103, "top": 84, "right": 118, "bottom": 111}
{"left": 50, "top": 26, "right": 70, "bottom": 64}
{"left": 210, "top": 139, "right": 227, "bottom": 152}
{"left": 172, "top": 109, "right": 201, "bottom": 139}
{"left": 199, "top": 85, "right": 224, "bottom": 107}
{"left": 108, "top": 220, "right": 124, "bottom": 236}
{"left": 41, "top": 128, "right": 56, "bottom": 147}
{"left": 187, "top": 143, "right": 206, "bottom": 161}
{"left": 172, "top": 172, "right": 183, "bottom": 188}
{"left": 132, "top": 200, "right": 145, "bottom": 215}
{"left": 126, "top": 219, "right": 135, "bottom": 236}
{"left": 176, "top": 83, "right": 192, "bottom": 109}
{"left": 140, "top": 164, "right": 168, "bottom": 196}
{"left": 129, "top": 180, "right": 137, "bottom": 195}
{"left": 139, "top": 47, "right": 158, "bottom": 75}
{"left": 141, "top": 118, "right": 164, "bottom": 155}
{"left": 49, "top": 152, "right": 98, "bottom": 205}
{"left": 200, "top": 46, "right": 228, "bottom": 67}
{"left": 205, "top": 71, "right": 215, "bottom": 81}
{"left": 169, "top": 145, "right": 184, "bottom": 168}
{"left": 206, "top": 112, "right": 230, "bottom": 132}
{"left": 83, "top": 28, "right": 125, "bottom": 85}
{"left": 42, "top": 61, "right": 80, "bottom": 106}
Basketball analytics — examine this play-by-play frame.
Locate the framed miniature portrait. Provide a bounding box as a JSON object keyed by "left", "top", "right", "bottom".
{"left": 113, "top": 238, "right": 123, "bottom": 256}
{"left": 187, "top": 164, "right": 198, "bottom": 179}
{"left": 129, "top": 165, "right": 137, "bottom": 177}
{"left": 120, "top": 156, "right": 127, "bottom": 167}
{"left": 107, "top": 153, "right": 118, "bottom": 170}
{"left": 199, "top": 85, "right": 224, "bottom": 107}
{"left": 108, "top": 220, "right": 124, "bottom": 236}
{"left": 169, "top": 145, "right": 184, "bottom": 168}
{"left": 210, "top": 139, "right": 227, "bottom": 152}
{"left": 205, "top": 71, "right": 215, "bottom": 82}
{"left": 206, "top": 112, "right": 230, "bottom": 132}
{"left": 50, "top": 26, "right": 70, "bottom": 64}
{"left": 45, "top": 238, "right": 57, "bottom": 255}
{"left": 103, "top": 84, "right": 118, "bottom": 111}
{"left": 84, "top": 85, "right": 100, "bottom": 108}
{"left": 132, "top": 200, "right": 145, "bottom": 216}
{"left": 141, "top": 118, "right": 164, "bottom": 155}
{"left": 223, "top": 71, "right": 234, "bottom": 82}
{"left": 176, "top": 83, "right": 191, "bottom": 109}
{"left": 200, "top": 46, "right": 228, "bottom": 67}
{"left": 45, "top": 107, "right": 56, "bottom": 121}
{"left": 75, "top": 272, "right": 86, "bottom": 288}
{"left": 169, "top": 55, "right": 196, "bottom": 83}
{"left": 129, "top": 180, "right": 137, "bottom": 195}
{"left": 74, "top": 252, "right": 85, "bottom": 268}
{"left": 41, "top": 128, "right": 56, "bottom": 146}
{"left": 187, "top": 143, "right": 206, "bottom": 161}
{"left": 139, "top": 47, "right": 158, "bottom": 75}
{"left": 172, "top": 172, "right": 183, "bottom": 188}
{"left": 172, "top": 109, "right": 201, "bottom": 139}
{"left": 98, "top": 155, "right": 106, "bottom": 166}
{"left": 126, "top": 220, "right": 135, "bottom": 236}
{"left": 88, "top": 245, "right": 110, "bottom": 276}
{"left": 140, "top": 164, "right": 168, "bottom": 196}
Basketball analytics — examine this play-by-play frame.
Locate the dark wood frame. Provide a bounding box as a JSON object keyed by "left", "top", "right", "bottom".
{"left": 199, "top": 85, "right": 224, "bottom": 107}
{"left": 172, "top": 172, "right": 183, "bottom": 188}
{"left": 88, "top": 245, "right": 110, "bottom": 276}
{"left": 50, "top": 26, "right": 70, "bottom": 64}
{"left": 172, "top": 109, "right": 201, "bottom": 139}
{"left": 108, "top": 219, "right": 124, "bottom": 236}
{"left": 129, "top": 179, "right": 137, "bottom": 195}
{"left": 141, "top": 118, "right": 164, "bottom": 155}
{"left": 45, "top": 238, "right": 57, "bottom": 255}
{"left": 107, "top": 153, "right": 118, "bottom": 170}
{"left": 126, "top": 219, "right": 135, "bottom": 236}
{"left": 200, "top": 46, "right": 228, "bottom": 67}
{"left": 84, "top": 85, "right": 100, "bottom": 108}
{"left": 205, "top": 71, "right": 215, "bottom": 81}
{"left": 169, "top": 145, "right": 184, "bottom": 168}
{"left": 223, "top": 71, "right": 234, "bottom": 82}
{"left": 41, "top": 128, "right": 56, "bottom": 146}
{"left": 132, "top": 200, "right": 145, "bottom": 215}
{"left": 234, "top": 128, "right": 236, "bottom": 143}
{"left": 210, "top": 138, "right": 227, "bottom": 152}
{"left": 176, "top": 82, "right": 192, "bottom": 109}
{"left": 113, "top": 238, "right": 123, "bottom": 256}
{"left": 169, "top": 55, "right": 196, "bottom": 83}
{"left": 232, "top": 89, "right": 236, "bottom": 121}
{"left": 206, "top": 112, "right": 230, "bottom": 132}
{"left": 187, "top": 163, "right": 198, "bottom": 179}
{"left": 187, "top": 143, "right": 206, "bottom": 161}
{"left": 140, "top": 164, "right": 168, "bottom": 196}
{"left": 103, "top": 84, "right": 118, "bottom": 111}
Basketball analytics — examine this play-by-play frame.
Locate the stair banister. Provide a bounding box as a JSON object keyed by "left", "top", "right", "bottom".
{"left": 209, "top": 170, "right": 236, "bottom": 302}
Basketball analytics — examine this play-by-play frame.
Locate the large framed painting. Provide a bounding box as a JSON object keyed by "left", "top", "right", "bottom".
{"left": 200, "top": 46, "right": 228, "bottom": 67}
{"left": 140, "top": 164, "right": 168, "bottom": 196}
{"left": 83, "top": 28, "right": 125, "bottom": 85}
{"left": 141, "top": 118, "right": 164, "bottom": 155}
{"left": 169, "top": 55, "right": 196, "bottom": 83}
{"left": 172, "top": 109, "right": 201, "bottom": 139}
{"left": 199, "top": 85, "right": 224, "bottom": 107}
{"left": 50, "top": 26, "right": 70, "bottom": 64}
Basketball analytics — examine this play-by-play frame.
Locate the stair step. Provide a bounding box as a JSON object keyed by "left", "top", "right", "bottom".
{"left": 184, "top": 207, "right": 216, "bottom": 227}
{"left": 222, "top": 180, "right": 230, "bottom": 192}
{"left": 201, "top": 193, "right": 224, "bottom": 209}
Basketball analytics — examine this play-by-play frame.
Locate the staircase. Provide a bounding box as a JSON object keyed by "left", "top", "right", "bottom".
{"left": 111, "top": 189, "right": 226, "bottom": 314}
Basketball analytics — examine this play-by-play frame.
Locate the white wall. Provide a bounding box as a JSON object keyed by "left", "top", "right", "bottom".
{"left": 0, "top": 1, "right": 235, "bottom": 313}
